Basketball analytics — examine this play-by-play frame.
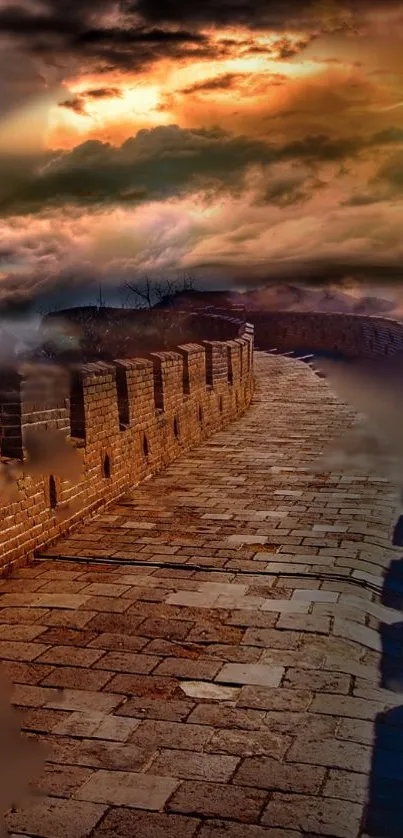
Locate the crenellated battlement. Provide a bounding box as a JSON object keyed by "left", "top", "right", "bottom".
{"left": 0, "top": 317, "right": 254, "bottom": 573}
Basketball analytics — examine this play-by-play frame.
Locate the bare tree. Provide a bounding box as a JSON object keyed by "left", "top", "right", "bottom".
{"left": 124, "top": 275, "right": 155, "bottom": 309}
{"left": 123, "top": 272, "right": 197, "bottom": 309}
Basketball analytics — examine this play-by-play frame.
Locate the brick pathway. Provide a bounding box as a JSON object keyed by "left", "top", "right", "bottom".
{"left": 1, "top": 353, "right": 401, "bottom": 838}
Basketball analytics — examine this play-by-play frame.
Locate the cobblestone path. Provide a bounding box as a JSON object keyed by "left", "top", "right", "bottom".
{"left": 1, "top": 353, "right": 402, "bottom": 838}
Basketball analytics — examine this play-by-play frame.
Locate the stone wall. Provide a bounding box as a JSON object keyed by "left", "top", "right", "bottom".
{"left": 0, "top": 317, "right": 254, "bottom": 574}
{"left": 202, "top": 309, "right": 403, "bottom": 359}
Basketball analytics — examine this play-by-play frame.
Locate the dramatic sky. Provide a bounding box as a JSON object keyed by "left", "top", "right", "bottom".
{"left": 1, "top": 0, "right": 403, "bottom": 306}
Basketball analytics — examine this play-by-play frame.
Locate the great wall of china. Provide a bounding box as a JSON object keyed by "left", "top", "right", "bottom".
{"left": 0, "top": 313, "right": 254, "bottom": 574}
{"left": 2, "top": 309, "right": 403, "bottom": 578}
{"left": 0, "top": 308, "right": 402, "bottom": 838}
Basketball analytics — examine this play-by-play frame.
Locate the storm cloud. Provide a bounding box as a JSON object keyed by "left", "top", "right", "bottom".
{"left": 1, "top": 0, "right": 403, "bottom": 304}
{"left": 2, "top": 121, "right": 403, "bottom": 215}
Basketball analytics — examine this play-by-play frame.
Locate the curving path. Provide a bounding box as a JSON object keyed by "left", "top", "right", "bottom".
{"left": 1, "top": 352, "right": 402, "bottom": 838}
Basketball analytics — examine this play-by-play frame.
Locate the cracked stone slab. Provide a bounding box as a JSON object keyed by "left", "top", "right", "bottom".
{"left": 179, "top": 682, "right": 241, "bottom": 701}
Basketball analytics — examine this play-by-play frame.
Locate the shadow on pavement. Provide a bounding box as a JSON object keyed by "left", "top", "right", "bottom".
{"left": 365, "top": 550, "right": 403, "bottom": 836}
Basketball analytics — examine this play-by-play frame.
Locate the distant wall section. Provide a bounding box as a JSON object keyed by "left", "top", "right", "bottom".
{"left": 199, "top": 309, "right": 403, "bottom": 359}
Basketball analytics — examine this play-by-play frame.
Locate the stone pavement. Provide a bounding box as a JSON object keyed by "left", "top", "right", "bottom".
{"left": 1, "top": 352, "right": 402, "bottom": 838}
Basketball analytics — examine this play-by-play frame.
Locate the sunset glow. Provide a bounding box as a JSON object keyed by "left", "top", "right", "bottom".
{"left": 0, "top": 1, "right": 403, "bottom": 306}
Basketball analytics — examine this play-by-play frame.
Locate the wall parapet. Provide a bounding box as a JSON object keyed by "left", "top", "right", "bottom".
{"left": 188, "top": 308, "right": 403, "bottom": 360}
{"left": 0, "top": 317, "right": 254, "bottom": 574}
{"left": 245, "top": 310, "right": 403, "bottom": 359}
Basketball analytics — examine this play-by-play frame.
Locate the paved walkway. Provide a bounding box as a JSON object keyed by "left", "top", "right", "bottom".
{"left": 1, "top": 353, "right": 402, "bottom": 838}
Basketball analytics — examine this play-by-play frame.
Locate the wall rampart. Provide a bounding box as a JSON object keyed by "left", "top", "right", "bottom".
{"left": 247, "top": 311, "right": 403, "bottom": 358}
{"left": 0, "top": 316, "right": 254, "bottom": 574}
{"left": 197, "top": 309, "right": 403, "bottom": 359}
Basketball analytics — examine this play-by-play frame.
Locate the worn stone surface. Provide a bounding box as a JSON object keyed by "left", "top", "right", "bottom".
{"left": 1, "top": 353, "right": 398, "bottom": 838}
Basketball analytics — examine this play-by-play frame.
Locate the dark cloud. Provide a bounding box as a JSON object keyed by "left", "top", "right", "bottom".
{"left": 59, "top": 96, "right": 87, "bottom": 115}
{"left": 0, "top": 3, "right": 213, "bottom": 81}
{"left": 0, "top": 125, "right": 272, "bottom": 214}
{"left": 129, "top": 0, "right": 356, "bottom": 32}
{"left": 180, "top": 70, "right": 287, "bottom": 96}
{"left": 2, "top": 122, "right": 403, "bottom": 215}
{"left": 344, "top": 145, "right": 403, "bottom": 206}
{"left": 58, "top": 86, "right": 123, "bottom": 116}
{"left": 180, "top": 73, "right": 241, "bottom": 94}
{"left": 0, "top": 0, "right": 380, "bottom": 89}
{"left": 259, "top": 171, "right": 325, "bottom": 207}
{"left": 271, "top": 35, "right": 314, "bottom": 59}
{"left": 86, "top": 87, "right": 123, "bottom": 98}
{"left": 377, "top": 149, "right": 403, "bottom": 188}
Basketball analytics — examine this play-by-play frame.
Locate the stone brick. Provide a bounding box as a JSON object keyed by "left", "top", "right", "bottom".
{"left": 187, "top": 704, "right": 265, "bottom": 730}
{"left": 167, "top": 780, "right": 267, "bottom": 821}
{"left": 0, "top": 640, "right": 49, "bottom": 661}
{"left": 264, "top": 711, "right": 337, "bottom": 739}
{"left": 93, "top": 651, "right": 160, "bottom": 674}
{"left": 37, "top": 627, "right": 98, "bottom": 647}
{"left": 6, "top": 797, "right": 107, "bottom": 838}
{"left": 234, "top": 756, "right": 325, "bottom": 794}
{"left": 241, "top": 628, "right": 300, "bottom": 649}
{"left": 154, "top": 657, "right": 222, "bottom": 680}
{"left": 91, "top": 810, "right": 199, "bottom": 838}
{"left": 11, "top": 683, "right": 60, "bottom": 707}
{"left": 310, "top": 694, "right": 386, "bottom": 720}
{"left": 106, "top": 673, "right": 179, "bottom": 699}
{"left": 0, "top": 607, "right": 47, "bottom": 623}
{"left": 81, "top": 583, "right": 131, "bottom": 597}
{"left": 32, "top": 764, "right": 94, "bottom": 798}
{"left": 287, "top": 736, "right": 371, "bottom": 773}
{"left": 276, "top": 614, "right": 331, "bottom": 634}
{"left": 131, "top": 720, "right": 213, "bottom": 751}
{"left": 215, "top": 663, "right": 284, "bottom": 687}
{"left": 35, "top": 594, "right": 91, "bottom": 609}
{"left": 19, "top": 706, "right": 69, "bottom": 733}
{"left": 197, "top": 643, "right": 260, "bottom": 663}
{"left": 79, "top": 595, "right": 133, "bottom": 613}
{"left": 186, "top": 623, "right": 243, "bottom": 644}
{"left": 147, "top": 750, "right": 239, "bottom": 782}
{"left": 292, "top": 589, "right": 339, "bottom": 602}
{"left": 89, "top": 631, "right": 148, "bottom": 652}
{"left": 226, "top": 611, "right": 278, "bottom": 629}
{"left": 139, "top": 617, "right": 194, "bottom": 640}
{"left": 1, "top": 659, "right": 53, "bottom": 685}
{"left": 261, "top": 792, "right": 363, "bottom": 838}
{"left": 333, "top": 618, "right": 382, "bottom": 652}
{"left": 206, "top": 728, "right": 288, "bottom": 759}
{"left": 52, "top": 711, "right": 140, "bottom": 741}
{"left": 335, "top": 718, "right": 373, "bottom": 746}
{"left": 44, "top": 688, "right": 124, "bottom": 714}
{"left": 59, "top": 738, "right": 152, "bottom": 771}
{"left": 283, "top": 668, "right": 351, "bottom": 693}
{"left": 260, "top": 600, "right": 309, "bottom": 613}
{"left": 41, "top": 666, "right": 113, "bottom": 691}
{"left": 37, "top": 645, "right": 104, "bottom": 667}
{"left": 42, "top": 609, "right": 98, "bottom": 629}
{"left": 197, "top": 823, "right": 302, "bottom": 838}
{"left": 116, "top": 697, "right": 194, "bottom": 722}
{"left": 0, "top": 623, "right": 47, "bottom": 641}
{"left": 75, "top": 769, "right": 179, "bottom": 808}
{"left": 323, "top": 769, "right": 369, "bottom": 803}
{"left": 86, "top": 612, "right": 145, "bottom": 634}
{"left": 238, "top": 687, "right": 312, "bottom": 712}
